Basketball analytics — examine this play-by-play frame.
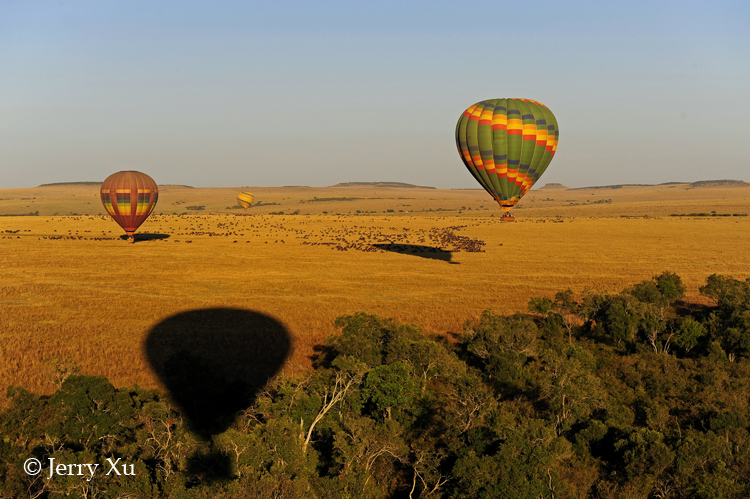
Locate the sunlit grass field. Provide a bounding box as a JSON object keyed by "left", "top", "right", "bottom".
{"left": 1, "top": 182, "right": 749, "bottom": 401}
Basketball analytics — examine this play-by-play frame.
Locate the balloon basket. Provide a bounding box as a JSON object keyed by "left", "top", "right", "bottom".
{"left": 500, "top": 213, "right": 516, "bottom": 222}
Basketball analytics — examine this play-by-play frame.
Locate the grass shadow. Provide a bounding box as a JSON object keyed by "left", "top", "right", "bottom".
{"left": 372, "top": 243, "right": 457, "bottom": 263}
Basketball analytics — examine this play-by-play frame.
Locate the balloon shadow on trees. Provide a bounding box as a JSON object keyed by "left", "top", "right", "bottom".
{"left": 145, "top": 308, "right": 291, "bottom": 439}
{"left": 119, "top": 233, "right": 171, "bottom": 242}
{"left": 145, "top": 308, "right": 291, "bottom": 482}
{"left": 372, "top": 243, "right": 457, "bottom": 263}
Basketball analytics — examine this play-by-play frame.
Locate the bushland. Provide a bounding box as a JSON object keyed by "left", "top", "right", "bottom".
{"left": 2, "top": 272, "right": 750, "bottom": 498}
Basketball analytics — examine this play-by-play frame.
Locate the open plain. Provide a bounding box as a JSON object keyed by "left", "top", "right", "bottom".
{"left": 1, "top": 181, "right": 749, "bottom": 401}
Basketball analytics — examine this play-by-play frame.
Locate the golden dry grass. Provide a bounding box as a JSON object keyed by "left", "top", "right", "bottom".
{"left": 1, "top": 182, "right": 749, "bottom": 401}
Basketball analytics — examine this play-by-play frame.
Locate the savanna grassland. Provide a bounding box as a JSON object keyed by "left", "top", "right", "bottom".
{"left": 1, "top": 181, "right": 749, "bottom": 401}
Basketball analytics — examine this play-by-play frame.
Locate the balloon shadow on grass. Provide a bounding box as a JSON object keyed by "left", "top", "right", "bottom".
{"left": 119, "top": 233, "right": 171, "bottom": 242}
{"left": 145, "top": 308, "right": 291, "bottom": 482}
{"left": 372, "top": 243, "right": 458, "bottom": 263}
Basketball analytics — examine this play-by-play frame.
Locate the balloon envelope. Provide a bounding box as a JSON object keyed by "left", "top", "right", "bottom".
{"left": 456, "top": 98, "right": 559, "bottom": 212}
{"left": 100, "top": 171, "right": 159, "bottom": 242}
{"left": 237, "top": 192, "right": 254, "bottom": 210}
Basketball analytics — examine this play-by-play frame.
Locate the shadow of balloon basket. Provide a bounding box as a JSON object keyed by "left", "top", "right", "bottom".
{"left": 119, "top": 233, "right": 171, "bottom": 242}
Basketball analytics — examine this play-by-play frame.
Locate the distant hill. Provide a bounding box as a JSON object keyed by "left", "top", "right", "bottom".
{"left": 567, "top": 180, "right": 748, "bottom": 190}
{"left": 38, "top": 182, "right": 101, "bottom": 186}
{"left": 570, "top": 183, "right": 654, "bottom": 190}
{"left": 689, "top": 180, "right": 749, "bottom": 188}
{"left": 37, "top": 182, "right": 195, "bottom": 188}
{"left": 34, "top": 179, "right": 748, "bottom": 191}
{"left": 330, "top": 182, "right": 435, "bottom": 189}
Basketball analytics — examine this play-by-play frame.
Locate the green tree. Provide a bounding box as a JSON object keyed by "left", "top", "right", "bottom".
{"left": 699, "top": 275, "right": 750, "bottom": 360}
{"left": 528, "top": 296, "right": 554, "bottom": 317}
{"left": 630, "top": 280, "right": 666, "bottom": 308}
{"left": 589, "top": 294, "right": 640, "bottom": 347}
{"left": 361, "top": 361, "right": 419, "bottom": 420}
{"left": 539, "top": 348, "right": 606, "bottom": 433}
{"left": 700, "top": 273, "right": 734, "bottom": 304}
{"left": 636, "top": 302, "right": 669, "bottom": 353}
{"left": 460, "top": 311, "right": 539, "bottom": 398}
{"left": 674, "top": 316, "right": 707, "bottom": 354}
{"left": 462, "top": 310, "right": 538, "bottom": 359}
{"left": 385, "top": 330, "right": 461, "bottom": 391}
{"left": 654, "top": 271, "right": 686, "bottom": 302}
{"left": 613, "top": 428, "right": 674, "bottom": 481}
{"left": 554, "top": 289, "right": 580, "bottom": 343}
{"left": 451, "top": 420, "right": 566, "bottom": 499}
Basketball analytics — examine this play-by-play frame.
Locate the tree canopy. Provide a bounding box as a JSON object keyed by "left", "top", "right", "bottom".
{"left": 3, "top": 272, "right": 750, "bottom": 498}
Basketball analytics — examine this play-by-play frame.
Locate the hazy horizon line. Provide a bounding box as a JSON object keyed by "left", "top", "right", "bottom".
{"left": 6, "top": 178, "right": 746, "bottom": 191}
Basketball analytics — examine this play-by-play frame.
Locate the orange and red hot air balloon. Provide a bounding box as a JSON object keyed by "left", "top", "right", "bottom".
{"left": 100, "top": 171, "right": 159, "bottom": 242}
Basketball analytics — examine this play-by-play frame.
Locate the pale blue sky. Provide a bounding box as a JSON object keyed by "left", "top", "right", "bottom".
{"left": 1, "top": 1, "right": 748, "bottom": 188}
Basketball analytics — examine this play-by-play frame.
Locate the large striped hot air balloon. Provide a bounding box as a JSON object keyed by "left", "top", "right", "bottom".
{"left": 456, "top": 98, "right": 559, "bottom": 219}
{"left": 237, "top": 192, "right": 254, "bottom": 211}
{"left": 100, "top": 170, "right": 159, "bottom": 242}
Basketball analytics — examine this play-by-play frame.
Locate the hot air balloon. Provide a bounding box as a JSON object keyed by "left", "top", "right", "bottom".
{"left": 100, "top": 170, "right": 159, "bottom": 242}
{"left": 237, "top": 192, "right": 254, "bottom": 211}
{"left": 456, "top": 98, "right": 559, "bottom": 219}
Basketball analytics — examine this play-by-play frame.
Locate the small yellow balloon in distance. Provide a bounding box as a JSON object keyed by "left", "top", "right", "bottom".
{"left": 237, "top": 192, "right": 254, "bottom": 211}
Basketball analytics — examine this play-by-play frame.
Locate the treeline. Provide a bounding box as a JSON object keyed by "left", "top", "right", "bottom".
{"left": 2, "top": 273, "right": 750, "bottom": 498}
